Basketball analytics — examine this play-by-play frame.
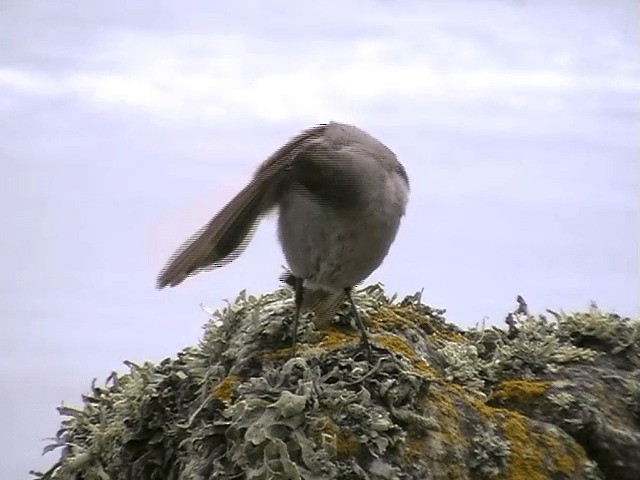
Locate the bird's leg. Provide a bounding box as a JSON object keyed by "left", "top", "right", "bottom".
{"left": 290, "top": 276, "right": 304, "bottom": 357}
{"left": 345, "top": 287, "right": 372, "bottom": 357}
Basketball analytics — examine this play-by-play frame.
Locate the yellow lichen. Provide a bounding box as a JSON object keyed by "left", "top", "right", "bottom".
{"left": 211, "top": 374, "right": 240, "bottom": 403}
{"left": 369, "top": 306, "right": 419, "bottom": 331}
{"left": 425, "top": 384, "right": 465, "bottom": 447}
{"left": 400, "top": 382, "right": 471, "bottom": 478}
{"left": 499, "top": 410, "right": 586, "bottom": 480}
{"left": 335, "top": 432, "right": 361, "bottom": 457}
{"left": 492, "top": 380, "right": 552, "bottom": 401}
{"left": 401, "top": 434, "right": 426, "bottom": 461}
{"left": 313, "top": 416, "right": 362, "bottom": 457}
{"left": 370, "top": 305, "right": 466, "bottom": 348}
{"left": 501, "top": 412, "right": 547, "bottom": 480}
{"left": 317, "top": 326, "right": 359, "bottom": 350}
{"left": 541, "top": 427, "right": 587, "bottom": 474}
{"left": 374, "top": 333, "right": 438, "bottom": 378}
{"left": 260, "top": 348, "right": 293, "bottom": 360}
{"left": 430, "top": 329, "right": 466, "bottom": 345}
{"left": 258, "top": 326, "right": 358, "bottom": 360}
{"left": 453, "top": 383, "right": 587, "bottom": 479}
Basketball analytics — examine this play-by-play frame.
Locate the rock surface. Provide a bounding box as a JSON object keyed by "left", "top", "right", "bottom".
{"left": 32, "top": 285, "right": 639, "bottom": 479}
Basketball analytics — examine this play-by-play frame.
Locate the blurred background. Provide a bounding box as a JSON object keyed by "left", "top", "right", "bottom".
{"left": 1, "top": 0, "right": 638, "bottom": 477}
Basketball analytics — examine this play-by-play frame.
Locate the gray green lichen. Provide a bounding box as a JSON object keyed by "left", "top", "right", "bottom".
{"left": 32, "top": 285, "right": 638, "bottom": 479}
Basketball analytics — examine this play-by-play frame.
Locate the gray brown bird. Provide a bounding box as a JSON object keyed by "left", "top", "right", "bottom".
{"left": 157, "top": 122, "right": 409, "bottom": 354}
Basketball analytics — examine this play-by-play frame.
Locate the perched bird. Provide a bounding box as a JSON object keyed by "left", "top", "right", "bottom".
{"left": 157, "top": 122, "right": 409, "bottom": 354}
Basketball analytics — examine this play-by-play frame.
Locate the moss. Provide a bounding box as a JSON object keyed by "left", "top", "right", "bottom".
{"left": 335, "top": 433, "right": 361, "bottom": 457}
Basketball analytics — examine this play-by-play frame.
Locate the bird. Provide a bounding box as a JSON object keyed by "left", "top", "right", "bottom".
{"left": 157, "top": 122, "right": 409, "bottom": 355}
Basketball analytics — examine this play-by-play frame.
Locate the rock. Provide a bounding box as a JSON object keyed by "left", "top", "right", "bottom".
{"left": 32, "top": 286, "right": 638, "bottom": 480}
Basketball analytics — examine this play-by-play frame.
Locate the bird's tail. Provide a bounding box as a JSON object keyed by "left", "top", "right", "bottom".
{"left": 157, "top": 125, "right": 328, "bottom": 289}
{"left": 302, "top": 289, "right": 346, "bottom": 328}
{"left": 157, "top": 179, "right": 272, "bottom": 288}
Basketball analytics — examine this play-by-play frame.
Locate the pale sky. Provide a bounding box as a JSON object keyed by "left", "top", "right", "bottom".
{"left": 1, "top": 0, "right": 638, "bottom": 477}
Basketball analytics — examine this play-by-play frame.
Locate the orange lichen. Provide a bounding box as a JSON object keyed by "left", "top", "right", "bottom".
{"left": 370, "top": 305, "right": 466, "bottom": 348}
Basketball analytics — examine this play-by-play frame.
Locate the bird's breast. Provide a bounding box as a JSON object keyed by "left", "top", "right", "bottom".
{"left": 277, "top": 177, "right": 406, "bottom": 291}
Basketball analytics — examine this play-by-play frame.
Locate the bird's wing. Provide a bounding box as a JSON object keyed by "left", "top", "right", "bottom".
{"left": 284, "top": 122, "right": 404, "bottom": 210}
{"left": 156, "top": 123, "right": 329, "bottom": 288}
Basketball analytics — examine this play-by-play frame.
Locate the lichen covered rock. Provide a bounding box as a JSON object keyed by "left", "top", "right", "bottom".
{"left": 32, "top": 286, "right": 638, "bottom": 479}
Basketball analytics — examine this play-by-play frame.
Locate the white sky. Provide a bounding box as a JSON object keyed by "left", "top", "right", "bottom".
{"left": 1, "top": 0, "right": 638, "bottom": 477}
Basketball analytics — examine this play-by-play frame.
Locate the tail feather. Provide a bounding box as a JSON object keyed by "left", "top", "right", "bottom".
{"left": 303, "top": 289, "right": 346, "bottom": 328}
{"left": 157, "top": 123, "right": 330, "bottom": 289}
{"left": 157, "top": 179, "right": 269, "bottom": 288}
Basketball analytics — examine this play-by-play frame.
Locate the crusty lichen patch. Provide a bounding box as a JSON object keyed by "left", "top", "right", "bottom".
{"left": 211, "top": 374, "right": 240, "bottom": 403}
{"left": 398, "top": 383, "right": 470, "bottom": 479}
{"left": 499, "top": 411, "right": 587, "bottom": 480}
{"left": 311, "top": 416, "right": 363, "bottom": 458}
{"left": 374, "top": 333, "right": 439, "bottom": 378}
{"left": 316, "top": 325, "right": 360, "bottom": 350}
{"left": 492, "top": 379, "right": 552, "bottom": 401}
{"left": 369, "top": 305, "right": 418, "bottom": 330}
